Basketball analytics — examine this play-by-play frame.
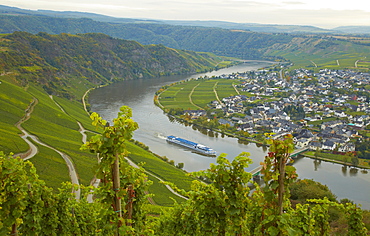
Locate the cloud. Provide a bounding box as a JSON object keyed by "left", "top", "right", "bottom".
{"left": 2, "top": 0, "right": 370, "bottom": 28}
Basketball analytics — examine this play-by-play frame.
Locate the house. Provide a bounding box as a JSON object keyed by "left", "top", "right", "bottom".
{"left": 238, "top": 123, "right": 254, "bottom": 131}
{"left": 296, "top": 138, "right": 310, "bottom": 148}
{"left": 309, "top": 141, "right": 322, "bottom": 151}
{"left": 294, "top": 129, "right": 314, "bottom": 141}
{"left": 333, "top": 110, "right": 347, "bottom": 118}
{"left": 322, "top": 140, "right": 336, "bottom": 151}
{"left": 231, "top": 117, "right": 245, "bottom": 124}
{"left": 345, "top": 129, "right": 358, "bottom": 137}
{"left": 252, "top": 113, "right": 263, "bottom": 122}
{"left": 255, "top": 120, "right": 271, "bottom": 128}
{"left": 338, "top": 143, "right": 356, "bottom": 153}
{"left": 218, "top": 119, "right": 234, "bottom": 127}
{"left": 184, "top": 110, "right": 206, "bottom": 119}
{"left": 321, "top": 120, "right": 344, "bottom": 130}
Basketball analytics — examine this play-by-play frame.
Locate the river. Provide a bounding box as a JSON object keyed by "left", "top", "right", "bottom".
{"left": 89, "top": 61, "right": 370, "bottom": 209}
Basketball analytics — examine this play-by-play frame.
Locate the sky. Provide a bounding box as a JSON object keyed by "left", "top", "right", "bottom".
{"left": 2, "top": 0, "right": 370, "bottom": 29}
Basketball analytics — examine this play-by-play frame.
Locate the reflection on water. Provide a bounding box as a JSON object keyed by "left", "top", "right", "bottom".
{"left": 89, "top": 61, "right": 370, "bottom": 210}
{"left": 314, "top": 159, "right": 321, "bottom": 171}
{"left": 293, "top": 156, "right": 370, "bottom": 209}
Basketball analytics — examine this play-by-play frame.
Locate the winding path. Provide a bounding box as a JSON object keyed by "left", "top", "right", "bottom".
{"left": 279, "top": 69, "right": 285, "bottom": 81}
{"left": 22, "top": 91, "right": 186, "bottom": 203}
{"left": 77, "top": 122, "right": 88, "bottom": 144}
{"left": 232, "top": 83, "right": 240, "bottom": 95}
{"left": 310, "top": 60, "right": 318, "bottom": 67}
{"left": 189, "top": 83, "right": 203, "bottom": 109}
{"left": 125, "top": 157, "right": 188, "bottom": 200}
{"left": 15, "top": 97, "right": 81, "bottom": 200}
{"left": 355, "top": 57, "right": 366, "bottom": 68}
{"left": 15, "top": 98, "right": 39, "bottom": 160}
{"left": 213, "top": 81, "right": 224, "bottom": 106}
{"left": 82, "top": 88, "right": 93, "bottom": 115}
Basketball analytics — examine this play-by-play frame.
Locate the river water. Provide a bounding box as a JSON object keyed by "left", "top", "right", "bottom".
{"left": 89, "top": 61, "right": 370, "bottom": 209}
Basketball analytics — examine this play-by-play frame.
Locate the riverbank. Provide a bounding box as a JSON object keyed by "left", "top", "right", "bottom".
{"left": 154, "top": 70, "right": 370, "bottom": 173}
{"left": 302, "top": 152, "right": 370, "bottom": 170}
{"left": 89, "top": 61, "right": 370, "bottom": 209}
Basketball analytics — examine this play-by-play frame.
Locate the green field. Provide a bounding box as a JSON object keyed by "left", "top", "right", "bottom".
{"left": 191, "top": 80, "right": 218, "bottom": 108}
{"left": 0, "top": 77, "right": 100, "bottom": 187}
{"left": 159, "top": 78, "right": 244, "bottom": 110}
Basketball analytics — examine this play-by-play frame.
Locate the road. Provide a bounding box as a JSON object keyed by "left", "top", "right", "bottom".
{"left": 213, "top": 81, "right": 224, "bottom": 106}
{"left": 125, "top": 157, "right": 188, "bottom": 200}
{"left": 310, "top": 60, "right": 317, "bottom": 67}
{"left": 15, "top": 95, "right": 185, "bottom": 203}
{"left": 15, "top": 97, "right": 81, "bottom": 200}
{"left": 189, "top": 83, "right": 203, "bottom": 109}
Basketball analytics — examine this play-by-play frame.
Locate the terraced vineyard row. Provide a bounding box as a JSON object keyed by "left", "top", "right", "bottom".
{"left": 159, "top": 78, "right": 251, "bottom": 110}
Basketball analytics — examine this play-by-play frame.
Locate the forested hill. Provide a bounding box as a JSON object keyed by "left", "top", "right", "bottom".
{"left": 0, "top": 14, "right": 294, "bottom": 59}
{"left": 2, "top": 14, "right": 370, "bottom": 67}
{"left": 0, "top": 31, "right": 222, "bottom": 99}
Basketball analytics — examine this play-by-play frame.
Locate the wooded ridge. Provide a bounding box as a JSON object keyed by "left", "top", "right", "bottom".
{"left": 0, "top": 31, "right": 224, "bottom": 99}
{"left": 1, "top": 14, "right": 370, "bottom": 69}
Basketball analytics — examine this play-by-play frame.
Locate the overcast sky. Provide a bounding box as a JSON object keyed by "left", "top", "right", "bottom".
{"left": 2, "top": 0, "right": 370, "bottom": 29}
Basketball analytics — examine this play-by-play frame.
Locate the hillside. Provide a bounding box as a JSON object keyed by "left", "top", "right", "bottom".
{"left": 0, "top": 31, "right": 225, "bottom": 99}
{"left": 0, "top": 14, "right": 292, "bottom": 58}
{"left": 0, "top": 31, "right": 229, "bottom": 191}
{"left": 1, "top": 13, "right": 370, "bottom": 70}
{"left": 265, "top": 35, "right": 370, "bottom": 69}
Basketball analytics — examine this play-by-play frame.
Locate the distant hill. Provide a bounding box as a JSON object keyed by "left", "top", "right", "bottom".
{"left": 0, "top": 4, "right": 338, "bottom": 34}
{"left": 0, "top": 14, "right": 294, "bottom": 59}
{"left": 0, "top": 4, "right": 157, "bottom": 24}
{"left": 1, "top": 5, "right": 370, "bottom": 71}
{"left": 332, "top": 26, "right": 370, "bottom": 34}
{"left": 159, "top": 20, "right": 335, "bottom": 34}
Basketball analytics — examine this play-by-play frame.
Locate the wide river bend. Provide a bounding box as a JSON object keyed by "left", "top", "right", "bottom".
{"left": 89, "top": 61, "right": 370, "bottom": 209}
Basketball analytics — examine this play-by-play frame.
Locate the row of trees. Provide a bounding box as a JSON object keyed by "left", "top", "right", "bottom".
{"left": 1, "top": 106, "right": 368, "bottom": 235}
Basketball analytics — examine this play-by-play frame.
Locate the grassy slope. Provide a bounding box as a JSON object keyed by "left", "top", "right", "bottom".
{"left": 1, "top": 76, "right": 195, "bottom": 204}
{"left": 126, "top": 141, "right": 195, "bottom": 192}
{"left": 0, "top": 78, "right": 34, "bottom": 154}
{"left": 266, "top": 38, "right": 370, "bottom": 71}
{"left": 147, "top": 175, "right": 186, "bottom": 206}
{"left": 29, "top": 144, "right": 70, "bottom": 188}
{"left": 53, "top": 96, "right": 97, "bottom": 131}
{"left": 21, "top": 85, "right": 97, "bottom": 186}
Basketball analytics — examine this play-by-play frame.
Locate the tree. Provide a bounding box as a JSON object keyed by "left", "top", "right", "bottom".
{"left": 351, "top": 156, "right": 359, "bottom": 166}
{"left": 176, "top": 162, "right": 184, "bottom": 169}
{"left": 81, "top": 106, "right": 148, "bottom": 234}
{"left": 290, "top": 179, "right": 337, "bottom": 203}
{"left": 0, "top": 152, "right": 105, "bottom": 235}
{"left": 156, "top": 152, "right": 253, "bottom": 235}
{"left": 249, "top": 134, "right": 298, "bottom": 235}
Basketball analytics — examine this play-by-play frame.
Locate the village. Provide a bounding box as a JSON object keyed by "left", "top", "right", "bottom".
{"left": 186, "top": 68, "right": 370, "bottom": 158}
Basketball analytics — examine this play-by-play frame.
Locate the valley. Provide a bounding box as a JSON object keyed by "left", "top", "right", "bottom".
{"left": 1, "top": 6, "right": 370, "bottom": 234}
